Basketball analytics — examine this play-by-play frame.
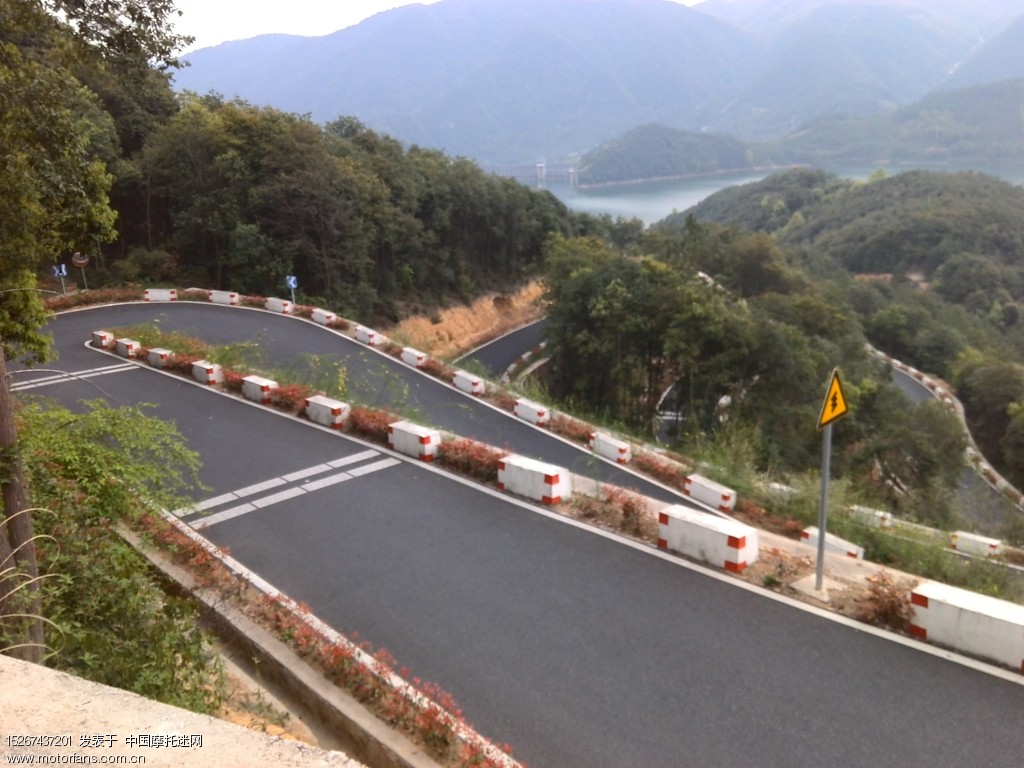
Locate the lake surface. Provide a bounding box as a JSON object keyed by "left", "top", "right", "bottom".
{"left": 545, "top": 163, "right": 1024, "bottom": 225}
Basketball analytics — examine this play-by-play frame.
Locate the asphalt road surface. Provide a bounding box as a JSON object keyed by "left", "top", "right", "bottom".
{"left": 14, "top": 303, "right": 1024, "bottom": 768}
{"left": 457, "top": 319, "right": 547, "bottom": 378}
{"left": 33, "top": 303, "right": 697, "bottom": 508}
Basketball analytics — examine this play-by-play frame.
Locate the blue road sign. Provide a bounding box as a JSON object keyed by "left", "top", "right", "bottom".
{"left": 286, "top": 275, "right": 298, "bottom": 290}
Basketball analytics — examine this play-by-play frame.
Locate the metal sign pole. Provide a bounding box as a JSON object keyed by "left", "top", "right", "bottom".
{"left": 815, "top": 422, "right": 833, "bottom": 591}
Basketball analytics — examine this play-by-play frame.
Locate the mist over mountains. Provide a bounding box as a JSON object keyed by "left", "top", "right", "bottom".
{"left": 173, "top": 0, "right": 1024, "bottom": 164}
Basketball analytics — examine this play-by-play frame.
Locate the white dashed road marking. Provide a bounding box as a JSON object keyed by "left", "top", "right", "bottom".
{"left": 11, "top": 363, "right": 138, "bottom": 391}
{"left": 182, "top": 450, "right": 400, "bottom": 529}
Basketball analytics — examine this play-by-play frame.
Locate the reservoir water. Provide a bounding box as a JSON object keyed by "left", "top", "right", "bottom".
{"left": 545, "top": 163, "right": 1024, "bottom": 225}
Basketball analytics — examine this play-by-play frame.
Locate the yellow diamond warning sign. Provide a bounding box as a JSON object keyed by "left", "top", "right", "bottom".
{"left": 816, "top": 369, "right": 849, "bottom": 431}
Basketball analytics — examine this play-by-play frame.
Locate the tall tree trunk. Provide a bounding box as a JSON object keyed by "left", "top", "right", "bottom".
{"left": 0, "top": 344, "right": 43, "bottom": 662}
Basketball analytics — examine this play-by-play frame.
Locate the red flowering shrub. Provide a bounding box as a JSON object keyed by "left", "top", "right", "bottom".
{"left": 605, "top": 486, "right": 647, "bottom": 533}
{"left": 45, "top": 287, "right": 143, "bottom": 311}
{"left": 420, "top": 357, "right": 451, "bottom": 381}
{"left": 240, "top": 294, "right": 266, "bottom": 308}
{"left": 270, "top": 383, "right": 315, "bottom": 413}
{"left": 221, "top": 370, "right": 245, "bottom": 394}
{"left": 178, "top": 289, "right": 210, "bottom": 302}
{"left": 549, "top": 414, "right": 593, "bottom": 445}
{"left": 437, "top": 438, "right": 505, "bottom": 483}
{"left": 163, "top": 354, "right": 200, "bottom": 377}
{"left": 347, "top": 406, "right": 395, "bottom": 444}
{"left": 632, "top": 452, "right": 686, "bottom": 491}
{"left": 488, "top": 391, "right": 518, "bottom": 412}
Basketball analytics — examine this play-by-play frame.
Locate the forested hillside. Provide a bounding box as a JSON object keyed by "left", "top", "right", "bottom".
{"left": 20, "top": 40, "right": 603, "bottom": 324}
{"left": 579, "top": 77, "right": 1024, "bottom": 185}
{"left": 656, "top": 168, "right": 1024, "bottom": 491}
{"left": 113, "top": 97, "right": 579, "bottom": 321}
{"left": 576, "top": 124, "right": 770, "bottom": 186}
{"left": 539, "top": 221, "right": 968, "bottom": 527}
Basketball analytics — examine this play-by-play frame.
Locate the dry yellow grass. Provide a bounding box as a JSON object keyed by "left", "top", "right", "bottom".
{"left": 384, "top": 281, "right": 546, "bottom": 359}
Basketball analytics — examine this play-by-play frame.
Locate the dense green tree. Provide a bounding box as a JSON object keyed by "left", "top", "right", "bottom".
{"left": 954, "top": 358, "right": 1024, "bottom": 471}
{"left": 14, "top": 398, "right": 221, "bottom": 709}
{"left": 1, "top": 0, "right": 188, "bottom": 663}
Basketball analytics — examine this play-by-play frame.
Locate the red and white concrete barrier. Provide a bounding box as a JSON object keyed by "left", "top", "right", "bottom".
{"left": 115, "top": 338, "right": 140, "bottom": 358}
{"left": 92, "top": 331, "right": 115, "bottom": 349}
{"left": 265, "top": 297, "right": 293, "bottom": 314}
{"left": 514, "top": 398, "right": 549, "bottom": 426}
{"left": 304, "top": 395, "right": 350, "bottom": 429}
{"left": 192, "top": 360, "right": 223, "bottom": 386}
{"left": 387, "top": 420, "right": 440, "bottom": 462}
{"left": 147, "top": 348, "right": 173, "bottom": 368}
{"left": 144, "top": 288, "right": 177, "bottom": 302}
{"left": 311, "top": 308, "right": 337, "bottom": 326}
{"left": 453, "top": 370, "right": 485, "bottom": 396}
{"left": 800, "top": 527, "right": 864, "bottom": 560}
{"left": 849, "top": 505, "right": 893, "bottom": 529}
{"left": 401, "top": 347, "right": 428, "bottom": 368}
{"left": 355, "top": 325, "right": 386, "bottom": 346}
{"left": 210, "top": 290, "right": 240, "bottom": 306}
{"left": 242, "top": 375, "right": 278, "bottom": 405}
{"left": 910, "top": 581, "right": 1024, "bottom": 673}
{"left": 657, "top": 505, "right": 758, "bottom": 572}
{"left": 498, "top": 455, "right": 571, "bottom": 505}
{"left": 683, "top": 474, "right": 736, "bottom": 513}
{"left": 590, "top": 432, "right": 631, "bottom": 464}
{"left": 950, "top": 531, "right": 1002, "bottom": 559}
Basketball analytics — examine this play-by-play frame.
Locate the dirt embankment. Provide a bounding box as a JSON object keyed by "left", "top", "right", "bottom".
{"left": 384, "top": 282, "right": 545, "bottom": 359}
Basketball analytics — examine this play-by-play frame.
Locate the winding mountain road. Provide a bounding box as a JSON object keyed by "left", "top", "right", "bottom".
{"left": 13, "top": 303, "right": 1024, "bottom": 768}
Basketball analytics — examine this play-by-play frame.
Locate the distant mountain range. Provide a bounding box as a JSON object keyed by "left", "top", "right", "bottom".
{"left": 173, "top": 0, "right": 1024, "bottom": 164}
{"left": 578, "top": 78, "right": 1024, "bottom": 185}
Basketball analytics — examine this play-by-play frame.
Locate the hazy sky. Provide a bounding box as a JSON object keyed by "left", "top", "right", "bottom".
{"left": 173, "top": 0, "right": 702, "bottom": 52}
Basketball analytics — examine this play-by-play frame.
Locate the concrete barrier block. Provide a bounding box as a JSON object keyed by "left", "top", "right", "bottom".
{"left": 401, "top": 347, "right": 428, "bottom": 368}
{"left": 801, "top": 527, "right": 864, "bottom": 560}
{"left": 92, "top": 331, "right": 115, "bottom": 349}
{"left": 312, "top": 308, "right": 337, "bottom": 325}
{"left": 355, "top": 325, "right": 386, "bottom": 346}
{"left": 242, "top": 375, "right": 278, "bottom": 405}
{"left": 910, "top": 581, "right": 1024, "bottom": 673}
{"left": 192, "top": 360, "right": 223, "bottom": 386}
{"left": 453, "top": 370, "right": 485, "bottom": 396}
{"left": 657, "top": 504, "right": 758, "bottom": 572}
{"left": 115, "top": 338, "right": 140, "bottom": 358}
{"left": 498, "top": 454, "right": 571, "bottom": 505}
{"left": 387, "top": 420, "right": 440, "bottom": 462}
{"left": 514, "top": 398, "right": 550, "bottom": 426}
{"left": 950, "top": 531, "right": 1002, "bottom": 558}
{"left": 590, "top": 431, "right": 631, "bottom": 464}
{"left": 265, "top": 297, "right": 293, "bottom": 314}
{"left": 683, "top": 474, "right": 736, "bottom": 512}
{"left": 849, "top": 505, "right": 893, "bottom": 529}
{"left": 210, "top": 290, "right": 240, "bottom": 306}
{"left": 143, "top": 288, "right": 177, "bottom": 302}
{"left": 304, "top": 395, "right": 350, "bottom": 429}
{"left": 147, "top": 347, "right": 173, "bottom": 368}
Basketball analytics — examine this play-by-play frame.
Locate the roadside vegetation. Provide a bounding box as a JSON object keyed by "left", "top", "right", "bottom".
{"left": 4, "top": 0, "right": 1024, "bottom": 756}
